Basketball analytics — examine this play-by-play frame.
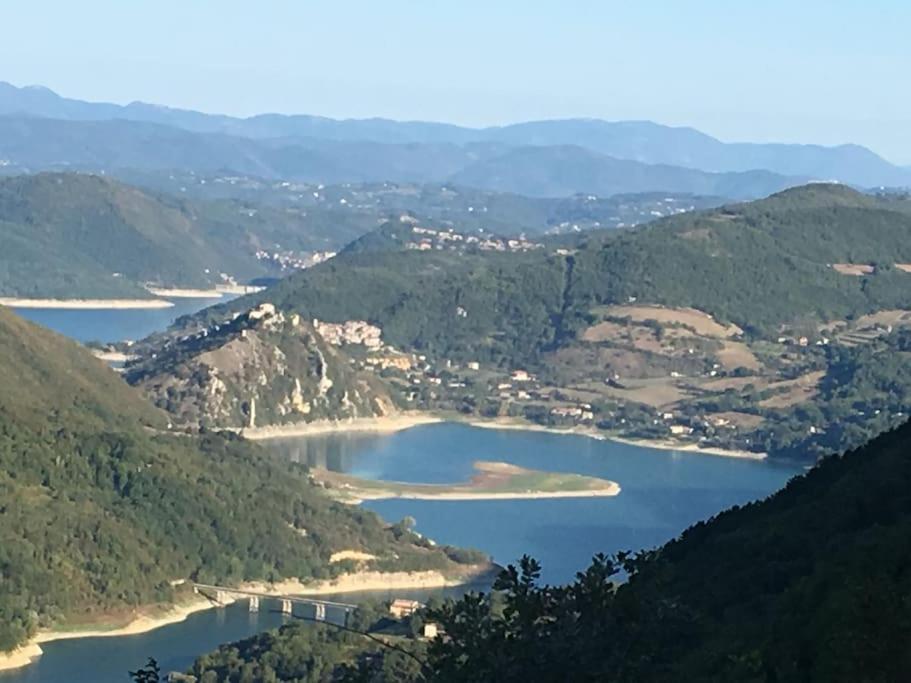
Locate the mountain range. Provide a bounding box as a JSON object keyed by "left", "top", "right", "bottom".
{"left": 2, "top": 81, "right": 909, "bottom": 193}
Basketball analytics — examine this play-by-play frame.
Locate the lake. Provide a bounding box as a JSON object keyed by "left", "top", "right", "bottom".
{"left": 3, "top": 424, "right": 799, "bottom": 682}
{"left": 12, "top": 297, "right": 230, "bottom": 344}
{"left": 1, "top": 308, "right": 802, "bottom": 681}
{"left": 268, "top": 423, "right": 800, "bottom": 583}
{"left": 0, "top": 586, "right": 473, "bottom": 683}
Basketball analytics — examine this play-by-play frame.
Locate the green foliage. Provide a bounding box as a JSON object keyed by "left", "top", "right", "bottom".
{"left": 190, "top": 622, "right": 374, "bottom": 683}
{"left": 208, "top": 183, "right": 911, "bottom": 363}
{"left": 0, "top": 309, "right": 463, "bottom": 652}
{"left": 0, "top": 173, "right": 363, "bottom": 298}
{"left": 130, "top": 658, "right": 162, "bottom": 683}
{"left": 755, "top": 330, "right": 911, "bottom": 458}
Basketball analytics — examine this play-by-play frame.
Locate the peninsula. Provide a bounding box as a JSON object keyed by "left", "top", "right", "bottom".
{"left": 313, "top": 460, "right": 621, "bottom": 503}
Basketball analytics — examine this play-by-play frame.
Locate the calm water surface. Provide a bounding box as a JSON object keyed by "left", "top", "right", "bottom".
{"left": 0, "top": 586, "right": 471, "bottom": 683}
{"left": 270, "top": 423, "right": 801, "bottom": 583}
{"left": 3, "top": 308, "right": 802, "bottom": 682}
{"left": 13, "top": 297, "right": 229, "bottom": 343}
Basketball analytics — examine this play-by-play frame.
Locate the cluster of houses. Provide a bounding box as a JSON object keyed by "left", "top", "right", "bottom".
{"left": 314, "top": 319, "right": 383, "bottom": 349}
{"left": 255, "top": 249, "right": 337, "bottom": 271}
{"left": 405, "top": 225, "right": 541, "bottom": 253}
{"left": 551, "top": 405, "right": 595, "bottom": 421}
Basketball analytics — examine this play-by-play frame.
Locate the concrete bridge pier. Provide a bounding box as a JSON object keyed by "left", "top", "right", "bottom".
{"left": 281, "top": 599, "right": 293, "bottom": 615}
{"left": 215, "top": 590, "right": 227, "bottom": 606}
{"left": 249, "top": 596, "right": 260, "bottom": 612}
{"left": 314, "top": 603, "right": 326, "bottom": 622}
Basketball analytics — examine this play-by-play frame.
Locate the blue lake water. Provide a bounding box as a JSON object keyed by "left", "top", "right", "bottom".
{"left": 12, "top": 297, "right": 228, "bottom": 343}
{"left": 1, "top": 308, "right": 803, "bottom": 681}
{"left": 269, "top": 423, "right": 801, "bottom": 584}
{"left": 0, "top": 586, "right": 472, "bottom": 683}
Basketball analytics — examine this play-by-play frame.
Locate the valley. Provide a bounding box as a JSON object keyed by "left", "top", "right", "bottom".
{"left": 2, "top": 72, "right": 911, "bottom": 682}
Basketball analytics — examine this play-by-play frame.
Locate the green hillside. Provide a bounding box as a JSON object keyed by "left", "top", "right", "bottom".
{"left": 148, "top": 184, "right": 911, "bottom": 461}
{"left": 0, "top": 173, "right": 368, "bottom": 298}
{"left": 0, "top": 307, "right": 482, "bottom": 652}
{"left": 0, "top": 171, "right": 732, "bottom": 300}
{"left": 204, "top": 184, "right": 911, "bottom": 356}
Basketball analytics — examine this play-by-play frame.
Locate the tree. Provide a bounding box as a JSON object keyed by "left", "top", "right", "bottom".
{"left": 129, "top": 658, "right": 161, "bottom": 683}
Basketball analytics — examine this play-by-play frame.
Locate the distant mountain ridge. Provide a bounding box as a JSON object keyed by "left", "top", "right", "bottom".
{"left": 0, "top": 115, "right": 801, "bottom": 199}
{"left": 1, "top": 81, "right": 908, "bottom": 188}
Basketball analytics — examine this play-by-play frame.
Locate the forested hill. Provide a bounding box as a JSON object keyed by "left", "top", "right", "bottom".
{"left": 0, "top": 307, "right": 481, "bottom": 652}
{"left": 0, "top": 303, "right": 164, "bottom": 430}
{"left": 567, "top": 183, "right": 911, "bottom": 333}
{"left": 201, "top": 183, "right": 911, "bottom": 361}
{"left": 0, "top": 173, "right": 370, "bottom": 298}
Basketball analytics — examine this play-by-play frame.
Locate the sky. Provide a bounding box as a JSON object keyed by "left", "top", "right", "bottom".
{"left": 3, "top": 1, "right": 910, "bottom": 162}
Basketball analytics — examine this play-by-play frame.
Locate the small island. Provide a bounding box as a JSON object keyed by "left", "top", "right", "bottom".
{"left": 313, "top": 460, "right": 621, "bottom": 503}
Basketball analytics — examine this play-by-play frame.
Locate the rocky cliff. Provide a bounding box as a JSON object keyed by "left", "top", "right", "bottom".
{"left": 124, "top": 303, "right": 402, "bottom": 430}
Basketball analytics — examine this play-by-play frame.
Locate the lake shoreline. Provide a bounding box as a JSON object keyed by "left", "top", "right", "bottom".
{"left": 240, "top": 413, "right": 763, "bottom": 460}
{"left": 145, "top": 285, "right": 264, "bottom": 298}
{"left": 241, "top": 413, "right": 443, "bottom": 440}
{"left": 0, "top": 597, "right": 221, "bottom": 673}
{"left": 1, "top": 297, "right": 173, "bottom": 310}
{"left": 0, "top": 565, "right": 494, "bottom": 673}
{"left": 608, "top": 435, "right": 767, "bottom": 460}
{"left": 463, "top": 416, "right": 766, "bottom": 460}
{"left": 144, "top": 286, "right": 225, "bottom": 299}
{"left": 347, "top": 487, "right": 621, "bottom": 503}
{"left": 239, "top": 563, "right": 497, "bottom": 597}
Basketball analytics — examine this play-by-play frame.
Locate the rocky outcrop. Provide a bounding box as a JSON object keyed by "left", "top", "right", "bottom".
{"left": 124, "top": 304, "right": 400, "bottom": 430}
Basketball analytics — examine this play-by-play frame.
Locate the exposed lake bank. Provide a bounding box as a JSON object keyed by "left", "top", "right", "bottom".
{"left": 464, "top": 416, "right": 765, "bottom": 459}
{"left": 0, "top": 598, "right": 218, "bottom": 673}
{"left": 242, "top": 412, "right": 763, "bottom": 461}
{"left": 144, "top": 285, "right": 264, "bottom": 298}
{"left": 0, "top": 297, "right": 173, "bottom": 310}
{"left": 241, "top": 413, "right": 443, "bottom": 440}
{"left": 239, "top": 562, "right": 497, "bottom": 597}
{"left": 0, "top": 563, "right": 494, "bottom": 674}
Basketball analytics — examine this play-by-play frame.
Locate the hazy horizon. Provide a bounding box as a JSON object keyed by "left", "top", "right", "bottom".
{"left": 3, "top": 1, "right": 909, "bottom": 163}
{"left": 3, "top": 78, "right": 904, "bottom": 165}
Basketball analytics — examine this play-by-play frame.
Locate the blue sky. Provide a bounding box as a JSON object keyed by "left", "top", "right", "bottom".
{"left": 4, "top": 1, "right": 909, "bottom": 161}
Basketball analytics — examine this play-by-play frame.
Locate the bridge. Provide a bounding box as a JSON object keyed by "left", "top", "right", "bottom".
{"left": 193, "top": 583, "right": 358, "bottom": 623}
